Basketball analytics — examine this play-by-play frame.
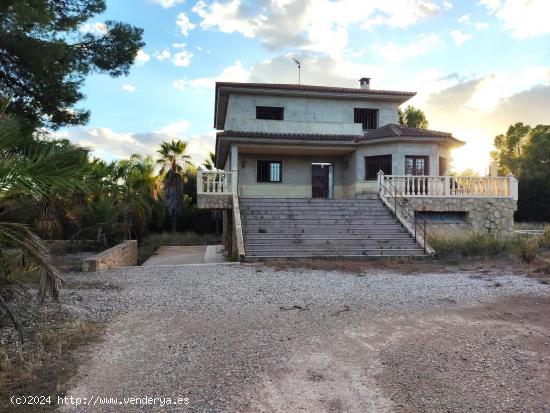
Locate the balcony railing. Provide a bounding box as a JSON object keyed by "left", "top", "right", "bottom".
{"left": 378, "top": 173, "right": 518, "bottom": 200}
{"left": 197, "top": 170, "right": 233, "bottom": 195}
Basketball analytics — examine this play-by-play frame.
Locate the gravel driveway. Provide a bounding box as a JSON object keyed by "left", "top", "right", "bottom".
{"left": 58, "top": 263, "right": 550, "bottom": 412}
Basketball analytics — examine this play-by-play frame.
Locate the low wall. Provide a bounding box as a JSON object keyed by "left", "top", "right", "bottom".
{"left": 82, "top": 240, "right": 138, "bottom": 272}
{"left": 411, "top": 197, "right": 517, "bottom": 234}
{"left": 197, "top": 194, "right": 232, "bottom": 209}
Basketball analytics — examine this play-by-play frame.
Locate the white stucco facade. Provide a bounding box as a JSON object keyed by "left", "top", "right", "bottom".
{"left": 215, "top": 83, "right": 462, "bottom": 199}
{"left": 224, "top": 94, "right": 399, "bottom": 134}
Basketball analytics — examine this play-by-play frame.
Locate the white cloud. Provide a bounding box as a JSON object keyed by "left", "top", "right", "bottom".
{"left": 60, "top": 120, "right": 215, "bottom": 166}
{"left": 122, "top": 84, "right": 136, "bottom": 93}
{"left": 179, "top": 60, "right": 250, "bottom": 90}
{"left": 450, "top": 30, "right": 473, "bottom": 46}
{"left": 173, "top": 43, "right": 187, "bottom": 48}
{"left": 192, "top": 0, "right": 440, "bottom": 55}
{"left": 375, "top": 33, "right": 442, "bottom": 62}
{"left": 477, "top": 0, "right": 502, "bottom": 11}
{"left": 474, "top": 21, "right": 489, "bottom": 29}
{"left": 172, "top": 50, "right": 193, "bottom": 67}
{"left": 496, "top": 0, "right": 550, "bottom": 39}
{"left": 478, "top": 0, "right": 550, "bottom": 38}
{"left": 150, "top": 0, "right": 185, "bottom": 8}
{"left": 173, "top": 79, "right": 187, "bottom": 91}
{"left": 135, "top": 49, "right": 151, "bottom": 65}
{"left": 176, "top": 12, "right": 196, "bottom": 36}
{"left": 156, "top": 119, "right": 191, "bottom": 136}
{"left": 154, "top": 49, "right": 171, "bottom": 61}
{"left": 458, "top": 14, "right": 470, "bottom": 24}
{"left": 79, "top": 22, "right": 108, "bottom": 35}
{"left": 443, "top": 1, "right": 453, "bottom": 10}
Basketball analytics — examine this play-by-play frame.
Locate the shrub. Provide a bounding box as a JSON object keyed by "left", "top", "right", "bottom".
{"left": 516, "top": 237, "right": 540, "bottom": 263}
{"left": 428, "top": 232, "right": 511, "bottom": 259}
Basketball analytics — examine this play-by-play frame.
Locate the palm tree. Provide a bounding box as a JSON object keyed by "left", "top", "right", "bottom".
{"left": 202, "top": 151, "right": 216, "bottom": 170}
{"left": 157, "top": 140, "right": 193, "bottom": 232}
{"left": 0, "top": 100, "right": 88, "bottom": 341}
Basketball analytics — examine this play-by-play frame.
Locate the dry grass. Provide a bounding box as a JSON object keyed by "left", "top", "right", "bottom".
{"left": 0, "top": 319, "right": 103, "bottom": 412}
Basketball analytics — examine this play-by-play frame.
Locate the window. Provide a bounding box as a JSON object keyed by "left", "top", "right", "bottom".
{"left": 256, "top": 106, "right": 284, "bottom": 120}
{"left": 365, "top": 155, "right": 392, "bottom": 180}
{"left": 439, "top": 157, "right": 448, "bottom": 176}
{"left": 405, "top": 156, "right": 429, "bottom": 176}
{"left": 354, "top": 108, "right": 378, "bottom": 130}
{"left": 257, "top": 160, "right": 282, "bottom": 183}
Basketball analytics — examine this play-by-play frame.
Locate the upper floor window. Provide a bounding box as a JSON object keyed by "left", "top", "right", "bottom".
{"left": 256, "top": 106, "right": 284, "bottom": 120}
{"left": 257, "top": 160, "right": 282, "bottom": 183}
{"left": 354, "top": 108, "right": 378, "bottom": 130}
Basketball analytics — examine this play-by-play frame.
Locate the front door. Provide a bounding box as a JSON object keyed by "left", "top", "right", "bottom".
{"left": 312, "top": 163, "right": 333, "bottom": 198}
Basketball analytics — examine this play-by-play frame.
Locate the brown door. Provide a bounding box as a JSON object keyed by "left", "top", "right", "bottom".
{"left": 312, "top": 164, "right": 329, "bottom": 198}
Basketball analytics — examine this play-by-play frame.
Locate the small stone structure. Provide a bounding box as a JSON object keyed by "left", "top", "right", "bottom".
{"left": 82, "top": 240, "right": 138, "bottom": 272}
{"left": 411, "top": 197, "right": 517, "bottom": 234}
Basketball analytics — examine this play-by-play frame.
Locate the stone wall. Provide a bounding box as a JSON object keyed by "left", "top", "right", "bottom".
{"left": 82, "top": 240, "right": 138, "bottom": 272}
{"left": 197, "top": 194, "right": 232, "bottom": 209}
{"left": 411, "top": 197, "right": 517, "bottom": 235}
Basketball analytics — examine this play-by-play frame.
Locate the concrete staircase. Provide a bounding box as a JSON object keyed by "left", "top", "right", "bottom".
{"left": 240, "top": 197, "right": 426, "bottom": 259}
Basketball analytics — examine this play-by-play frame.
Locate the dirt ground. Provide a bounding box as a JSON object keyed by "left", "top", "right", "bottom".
{"left": 2, "top": 260, "right": 550, "bottom": 412}
{"left": 247, "top": 294, "right": 550, "bottom": 413}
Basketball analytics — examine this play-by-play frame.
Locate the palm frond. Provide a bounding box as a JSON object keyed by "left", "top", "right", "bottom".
{"left": 0, "top": 222, "right": 64, "bottom": 302}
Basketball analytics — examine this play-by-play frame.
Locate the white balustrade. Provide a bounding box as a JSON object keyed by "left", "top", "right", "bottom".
{"left": 378, "top": 172, "right": 517, "bottom": 200}
{"left": 197, "top": 170, "right": 232, "bottom": 195}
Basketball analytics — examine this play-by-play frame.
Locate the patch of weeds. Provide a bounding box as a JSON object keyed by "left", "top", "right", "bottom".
{"left": 429, "top": 231, "right": 549, "bottom": 264}
{"left": 0, "top": 318, "right": 103, "bottom": 412}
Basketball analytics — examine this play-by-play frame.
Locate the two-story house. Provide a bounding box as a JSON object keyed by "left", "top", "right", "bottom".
{"left": 198, "top": 80, "right": 518, "bottom": 260}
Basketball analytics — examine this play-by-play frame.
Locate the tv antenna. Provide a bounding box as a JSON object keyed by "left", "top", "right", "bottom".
{"left": 293, "top": 58, "right": 301, "bottom": 84}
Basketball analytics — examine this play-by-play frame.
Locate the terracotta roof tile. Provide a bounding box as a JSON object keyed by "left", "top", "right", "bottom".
{"left": 217, "top": 130, "right": 358, "bottom": 142}
{"left": 216, "top": 82, "right": 416, "bottom": 97}
{"left": 357, "top": 124, "right": 453, "bottom": 140}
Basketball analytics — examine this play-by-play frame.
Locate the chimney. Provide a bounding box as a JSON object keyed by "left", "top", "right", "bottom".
{"left": 359, "top": 77, "right": 371, "bottom": 90}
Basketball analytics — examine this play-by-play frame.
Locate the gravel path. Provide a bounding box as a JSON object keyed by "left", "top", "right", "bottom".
{"left": 57, "top": 263, "right": 549, "bottom": 412}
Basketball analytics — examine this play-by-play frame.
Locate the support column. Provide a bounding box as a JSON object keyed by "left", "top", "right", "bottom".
{"left": 230, "top": 144, "right": 238, "bottom": 172}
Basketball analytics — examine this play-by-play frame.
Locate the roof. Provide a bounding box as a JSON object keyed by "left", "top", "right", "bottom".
{"left": 217, "top": 130, "right": 358, "bottom": 142}
{"left": 215, "top": 125, "right": 464, "bottom": 168}
{"left": 214, "top": 82, "right": 416, "bottom": 129}
{"left": 358, "top": 124, "right": 455, "bottom": 141}
{"left": 215, "top": 82, "right": 416, "bottom": 97}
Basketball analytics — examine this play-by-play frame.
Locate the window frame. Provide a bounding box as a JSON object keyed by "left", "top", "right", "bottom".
{"left": 354, "top": 108, "right": 379, "bottom": 130}
{"left": 256, "top": 106, "right": 284, "bottom": 121}
{"left": 405, "top": 155, "right": 430, "bottom": 176}
{"left": 256, "top": 160, "right": 283, "bottom": 183}
{"left": 364, "top": 155, "right": 392, "bottom": 180}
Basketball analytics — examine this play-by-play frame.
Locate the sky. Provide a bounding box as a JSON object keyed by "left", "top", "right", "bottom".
{"left": 60, "top": 0, "right": 550, "bottom": 173}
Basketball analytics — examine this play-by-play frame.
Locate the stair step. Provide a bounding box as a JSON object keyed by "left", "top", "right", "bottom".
{"left": 239, "top": 197, "right": 422, "bottom": 258}
{"left": 246, "top": 249, "right": 426, "bottom": 257}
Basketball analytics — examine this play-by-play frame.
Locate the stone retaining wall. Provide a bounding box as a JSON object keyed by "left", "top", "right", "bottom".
{"left": 411, "top": 197, "right": 517, "bottom": 235}
{"left": 82, "top": 240, "right": 138, "bottom": 272}
{"left": 197, "top": 194, "right": 232, "bottom": 209}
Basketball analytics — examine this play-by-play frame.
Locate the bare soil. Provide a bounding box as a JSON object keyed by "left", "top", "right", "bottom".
{"left": 245, "top": 294, "right": 550, "bottom": 413}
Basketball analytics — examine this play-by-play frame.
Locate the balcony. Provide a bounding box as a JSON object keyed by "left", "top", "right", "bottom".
{"left": 378, "top": 174, "right": 518, "bottom": 200}
{"left": 197, "top": 170, "right": 234, "bottom": 209}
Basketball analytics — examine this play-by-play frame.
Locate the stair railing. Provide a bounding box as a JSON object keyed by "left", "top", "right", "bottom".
{"left": 377, "top": 171, "right": 434, "bottom": 255}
